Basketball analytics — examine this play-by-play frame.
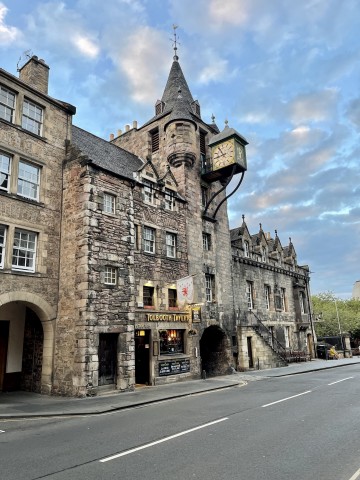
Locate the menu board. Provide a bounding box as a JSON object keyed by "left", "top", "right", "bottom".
{"left": 159, "top": 358, "right": 190, "bottom": 376}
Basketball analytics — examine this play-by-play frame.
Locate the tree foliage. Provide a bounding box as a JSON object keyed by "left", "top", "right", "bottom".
{"left": 312, "top": 292, "right": 360, "bottom": 341}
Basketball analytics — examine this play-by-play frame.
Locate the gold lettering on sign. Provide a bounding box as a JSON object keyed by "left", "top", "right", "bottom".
{"left": 146, "top": 313, "right": 190, "bottom": 322}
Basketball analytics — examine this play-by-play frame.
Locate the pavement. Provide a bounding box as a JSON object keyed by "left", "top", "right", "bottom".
{"left": 1, "top": 357, "right": 359, "bottom": 419}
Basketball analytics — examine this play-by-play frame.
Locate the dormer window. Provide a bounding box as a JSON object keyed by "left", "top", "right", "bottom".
{"left": 143, "top": 179, "right": 155, "bottom": 204}
{"left": 192, "top": 100, "right": 201, "bottom": 117}
{"left": 261, "top": 247, "right": 267, "bottom": 263}
{"left": 244, "top": 240, "right": 250, "bottom": 258}
{"left": 155, "top": 100, "right": 164, "bottom": 116}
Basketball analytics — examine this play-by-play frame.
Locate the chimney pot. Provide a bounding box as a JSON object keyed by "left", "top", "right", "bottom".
{"left": 117, "top": 129, "right": 122, "bottom": 136}
{"left": 110, "top": 133, "right": 114, "bottom": 141}
{"left": 132, "top": 120, "right": 138, "bottom": 129}
{"left": 125, "top": 124, "right": 130, "bottom": 132}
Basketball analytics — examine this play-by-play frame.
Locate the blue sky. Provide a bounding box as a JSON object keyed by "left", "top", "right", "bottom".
{"left": 1, "top": 0, "right": 359, "bottom": 298}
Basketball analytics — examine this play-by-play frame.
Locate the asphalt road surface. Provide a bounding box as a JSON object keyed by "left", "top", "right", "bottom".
{"left": 1, "top": 364, "right": 359, "bottom": 480}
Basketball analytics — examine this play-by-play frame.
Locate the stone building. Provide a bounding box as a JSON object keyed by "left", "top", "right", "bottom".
{"left": 0, "top": 56, "right": 75, "bottom": 393}
{"left": 0, "top": 52, "right": 314, "bottom": 396}
{"left": 231, "top": 219, "right": 314, "bottom": 370}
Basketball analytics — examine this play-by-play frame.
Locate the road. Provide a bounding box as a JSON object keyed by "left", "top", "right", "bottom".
{"left": 1, "top": 365, "right": 359, "bottom": 480}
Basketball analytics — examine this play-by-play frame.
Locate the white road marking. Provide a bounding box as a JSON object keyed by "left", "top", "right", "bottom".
{"left": 99, "top": 417, "right": 229, "bottom": 463}
{"left": 328, "top": 377, "right": 354, "bottom": 386}
{"left": 0, "top": 430, "right": 5, "bottom": 433}
{"left": 261, "top": 390, "right": 312, "bottom": 408}
{"left": 348, "top": 467, "right": 360, "bottom": 480}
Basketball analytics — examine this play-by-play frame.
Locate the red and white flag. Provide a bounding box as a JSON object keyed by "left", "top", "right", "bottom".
{"left": 176, "top": 276, "right": 194, "bottom": 306}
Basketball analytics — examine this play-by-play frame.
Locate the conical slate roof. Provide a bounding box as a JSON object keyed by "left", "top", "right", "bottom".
{"left": 161, "top": 58, "right": 194, "bottom": 113}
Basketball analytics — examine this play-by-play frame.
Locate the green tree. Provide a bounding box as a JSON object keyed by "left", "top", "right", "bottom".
{"left": 312, "top": 292, "right": 360, "bottom": 342}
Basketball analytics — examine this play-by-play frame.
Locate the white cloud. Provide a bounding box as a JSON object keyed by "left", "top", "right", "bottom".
{"left": 0, "top": 3, "right": 21, "bottom": 45}
{"left": 288, "top": 88, "right": 338, "bottom": 125}
{"left": 113, "top": 27, "right": 169, "bottom": 104}
{"left": 198, "top": 58, "right": 228, "bottom": 84}
{"left": 208, "top": 0, "right": 249, "bottom": 27}
{"left": 72, "top": 34, "right": 99, "bottom": 58}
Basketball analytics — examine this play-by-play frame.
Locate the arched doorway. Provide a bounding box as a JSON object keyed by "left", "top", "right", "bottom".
{"left": 0, "top": 292, "right": 55, "bottom": 394}
{"left": 200, "top": 325, "right": 231, "bottom": 376}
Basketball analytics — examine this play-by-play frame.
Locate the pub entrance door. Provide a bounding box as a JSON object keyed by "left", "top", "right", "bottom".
{"left": 135, "top": 329, "right": 150, "bottom": 385}
{"left": 98, "top": 333, "right": 118, "bottom": 386}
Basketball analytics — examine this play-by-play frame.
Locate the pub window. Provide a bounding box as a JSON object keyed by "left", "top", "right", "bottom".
{"left": 166, "top": 232, "right": 176, "bottom": 258}
{"left": 143, "top": 286, "right": 154, "bottom": 307}
{"left": 143, "top": 226, "right": 155, "bottom": 253}
{"left": 150, "top": 128, "right": 159, "bottom": 153}
{"left": 159, "top": 329, "right": 184, "bottom": 355}
{"left": 168, "top": 289, "right": 177, "bottom": 308}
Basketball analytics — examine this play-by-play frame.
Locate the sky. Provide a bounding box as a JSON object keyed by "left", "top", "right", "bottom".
{"left": 1, "top": 0, "right": 359, "bottom": 298}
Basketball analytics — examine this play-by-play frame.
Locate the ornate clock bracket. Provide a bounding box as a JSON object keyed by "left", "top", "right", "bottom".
{"left": 202, "top": 165, "right": 245, "bottom": 221}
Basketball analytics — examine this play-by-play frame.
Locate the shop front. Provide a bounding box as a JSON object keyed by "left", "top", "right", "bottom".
{"left": 135, "top": 311, "right": 201, "bottom": 386}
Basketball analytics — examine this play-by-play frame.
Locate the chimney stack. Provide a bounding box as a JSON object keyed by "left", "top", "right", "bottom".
{"left": 132, "top": 120, "right": 138, "bottom": 129}
{"left": 125, "top": 124, "right": 130, "bottom": 132}
{"left": 19, "top": 56, "right": 49, "bottom": 95}
{"left": 117, "top": 129, "right": 122, "bottom": 137}
{"left": 110, "top": 133, "right": 114, "bottom": 141}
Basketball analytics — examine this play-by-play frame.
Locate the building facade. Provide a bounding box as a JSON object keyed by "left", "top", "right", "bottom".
{"left": 0, "top": 53, "right": 314, "bottom": 396}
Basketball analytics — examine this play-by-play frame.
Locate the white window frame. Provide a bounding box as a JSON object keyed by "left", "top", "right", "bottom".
{"left": 103, "top": 193, "right": 116, "bottom": 214}
{"left": 12, "top": 229, "right": 37, "bottom": 272}
{"left": 0, "top": 85, "right": 16, "bottom": 123}
{"left": 104, "top": 266, "right": 117, "bottom": 285}
{"left": 281, "top": 288, "right": 286, "bottom": 312}
{"left": 300, "top": 291, "right": 306, "bottom": 314}
{"left": 0, "top": 152, "right": 11, "bottom": 192}
{"left": 265, "top": 285, "right": 271, "bottom": 310}
{"left": 143, "top": 226, "right": 155, "bottom": 254}
{"left": 244, "top": 240, "right": 250, "bottom": 258}
{"left": 166, "top": 232, "right": 176, "bottom": 258}
{"left": 143, "top": 179, "right": 154, "bottom": 204}
{"left": 0, "top": 225, "right": 6, "bottom": 268}
{"left": 205, "top": 274, "right": 215, "bottom": 302}
{"left": 164, "top": 188, "right": 175, "bottom": 210}
{"left": 22, "top": 99, "right": 43, "bottom": 136}
{"left": 203, "top": 232, "right": 211, "bottom": 251}
{"left": 17, "top": 160, "right": 40, "bottom": 201}
{"left": 246, "top": 281, "right": 254, "bottom": 310}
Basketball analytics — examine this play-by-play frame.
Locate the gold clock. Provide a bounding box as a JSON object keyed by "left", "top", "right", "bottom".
{"left": 212, "top": 139, "right": 235, "bottom": 170}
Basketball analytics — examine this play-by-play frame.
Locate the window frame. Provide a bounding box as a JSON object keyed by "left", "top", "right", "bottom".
{"left": 205, "top": 274, "right": 215, "bottom": 302}
{"left": 143, "top": 226, "right": 155, "bottom": 254}
{"left": 202, "top": 232, "right": 211, "bottom": 251}
{"left": 0, "top": 225, "right": 6, "bottom": 268}
{"left": 281, "top": 288, "right": 287, "bottom": 312}
{"left": 150, "top": 128, "right": 159, "bottom": 153}
{"left": 265, "top": 285, "right": 271, "bottom": 310}
{"left": 201, "top": 186, "right": 208, "bottom": 208}
{"left": 103, "top": 192, "right": 116, "bottom": 214}
{"left": 0, "top": 84, "right": 16, "bottom": 123}
{"left": 164, "top": 188, "right": 175, "bottom": 211}
{"left": 243, "top": 240, "right": 250, "bottom": 258}
{"left": 12, "top": 228, "right": 37, "bottom": 273}
{"left": 17, "top": 160, "right": 40, "bottom": 201}
{"left": 104, "top": 266, "right": 117, "bottom": 285}
{"left": 300, "top": 291, "right": 306, "bottom": 314}
{"left": 143, "top": 285, "right": 154, "bottom": 307}
{"left": 246, "top": 281, "right": 254, "bottom": 310}
{"left": 159, "top": 329, "right": 184, "bottom": 355}
{"left": 0, "top": 151, "right": 11, "bottom": 193}
{"left": 22, "top": 98, "right": 43, "bottom": 136}
{"left": 166, "top": 232, "right": 176, "bottom": 258}
{"left": 168, "top": 289, "right": 177, "bottom": 309}
{"left": 143, "top": 179, "right": 155, "bottom": 204}
{"left": 261, "top": 246, "right": 267, "bottom": 263}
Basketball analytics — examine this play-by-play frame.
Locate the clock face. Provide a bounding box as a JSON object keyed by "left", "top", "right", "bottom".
{"left": 212, "top": 140, "right": 234, "bottom": 170}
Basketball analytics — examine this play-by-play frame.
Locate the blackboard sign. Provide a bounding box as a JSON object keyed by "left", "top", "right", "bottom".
{"left": 159, "top": 358, "right": 190, "bottom": 376}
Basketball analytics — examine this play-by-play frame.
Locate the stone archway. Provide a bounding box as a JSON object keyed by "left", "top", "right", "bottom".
{"left": 0, "top": 292, "right": 56, "bottom": 394}
{"left": 200, "top": 325, "right": 232, "bottom": 377}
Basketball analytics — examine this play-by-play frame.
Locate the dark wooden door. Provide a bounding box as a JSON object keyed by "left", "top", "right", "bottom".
{"left": 0, "top": 321, "right": 9, "bottom": 390}
{"left": 98, "top": 334, "right": 118, "bottom": 386}
{"left": 135, "top": 330, "right": 150, "bottom": 384}
{"left": 247, "top": 336, "right": 254, "bottom": 368}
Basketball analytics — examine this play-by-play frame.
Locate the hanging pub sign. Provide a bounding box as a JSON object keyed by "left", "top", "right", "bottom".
{"left": 191, "top": 306, "right": 201, "bottom": 323}
{"left": 158, "top": 358, "right": 190, "bottom": 376}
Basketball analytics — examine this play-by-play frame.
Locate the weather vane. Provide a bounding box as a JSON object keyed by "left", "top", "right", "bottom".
{"left": 171, "top": 24, "right": 180, "bottom": 60}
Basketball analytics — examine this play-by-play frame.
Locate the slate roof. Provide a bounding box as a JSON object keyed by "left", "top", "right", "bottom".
{"left": 208, "top": 124, "right": 248, "bottom": 147}
{"left": 71, "top": 125, "right": 143, "bottom": 179}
